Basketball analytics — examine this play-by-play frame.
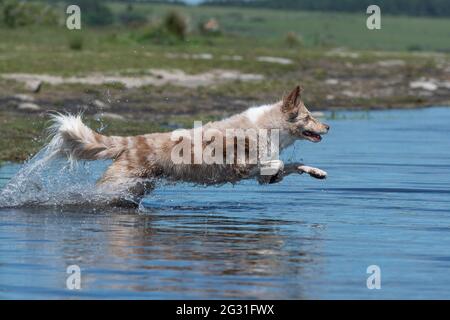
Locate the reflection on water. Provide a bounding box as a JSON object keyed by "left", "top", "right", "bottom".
{"left": 0, "top": 205, "right": 321, "bottom": 299}
{"left": 1, "top": 107, "right": 450, "bottom": 299}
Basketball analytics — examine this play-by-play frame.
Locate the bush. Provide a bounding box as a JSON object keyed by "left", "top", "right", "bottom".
{"left": 285, "top": 31, "right": 303, "bottom": 48}
{"left": 164, "top": 10, "right": 188, "bottom": 40}
{"left": 1, "top": 0, "right": 59, "bottom": 28}
{"left": 71, "top": 0, "right": 114, "bottom": 26}
{"left": 68, "top": 33, "right": 83, "bottom": 50}
{"left": 137, "top": 10, "right": 189, "bottom": 44}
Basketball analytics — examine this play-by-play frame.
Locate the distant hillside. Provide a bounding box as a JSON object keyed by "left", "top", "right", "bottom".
{"left": 201, "top": 0, "right": 450, "bottom": 17}
{"left": 38, "top": 0, "right": 450, "bottom": 17}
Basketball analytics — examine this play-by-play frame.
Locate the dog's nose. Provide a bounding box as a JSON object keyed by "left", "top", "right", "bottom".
{"left": 324, "top": 124, "right": 330, "bottom": 132}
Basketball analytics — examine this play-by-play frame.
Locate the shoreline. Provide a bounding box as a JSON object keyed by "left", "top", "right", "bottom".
{"left": 318, "top": 103, "right": 450, "bottom": 111}
{"left": 1, "top": 104, "right": 448, "bottom": 164}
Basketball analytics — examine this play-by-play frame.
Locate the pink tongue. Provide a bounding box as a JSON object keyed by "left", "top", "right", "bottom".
{"left": 304, "top": 131, "right": 321, "bottom": 140}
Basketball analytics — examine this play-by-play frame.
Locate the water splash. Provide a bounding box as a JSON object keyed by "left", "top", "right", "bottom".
{"left": 0, "top": 144, "right": 113, "bottom": 208}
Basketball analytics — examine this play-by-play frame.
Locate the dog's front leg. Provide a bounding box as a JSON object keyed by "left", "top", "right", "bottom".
{"left": 284, "top": 163, "right": 327, "bottom": 179}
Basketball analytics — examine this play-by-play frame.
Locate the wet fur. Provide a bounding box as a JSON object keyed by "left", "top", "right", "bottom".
{"left": 48, "top": 86, "right": 330, "bottom": 205}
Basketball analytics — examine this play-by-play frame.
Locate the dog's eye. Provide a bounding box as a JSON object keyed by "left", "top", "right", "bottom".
{"left": 288, "top": 113, "right": 297, "bottom": 121}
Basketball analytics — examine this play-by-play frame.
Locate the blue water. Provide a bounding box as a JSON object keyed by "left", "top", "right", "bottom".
{"left": 1, "top": 107, "right": 449, "bottom": 299}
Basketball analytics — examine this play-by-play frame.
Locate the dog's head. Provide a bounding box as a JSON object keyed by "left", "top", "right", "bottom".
{"left": 281, "top": 86, "right": 329, "bottom": 142}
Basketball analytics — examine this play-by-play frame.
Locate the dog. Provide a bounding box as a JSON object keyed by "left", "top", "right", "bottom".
{"left": 49, "top": 85, "right": 329, "bottom": 205}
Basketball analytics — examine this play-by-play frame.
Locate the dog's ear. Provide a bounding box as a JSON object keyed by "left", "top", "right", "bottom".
{"left": 282, "top": 85, "right": 302, "bottom": 116}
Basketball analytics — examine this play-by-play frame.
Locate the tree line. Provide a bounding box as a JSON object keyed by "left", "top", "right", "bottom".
{"left": 201, "top": 0, "right": 450, "bottom": 17}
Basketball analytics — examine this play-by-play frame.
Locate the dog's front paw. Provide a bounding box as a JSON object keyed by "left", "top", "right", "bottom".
{"left": 298, "top": 165, "right": 327, "bottom": 180}
{"left": 309, "top": 168, "right": 327, "bottom": 179}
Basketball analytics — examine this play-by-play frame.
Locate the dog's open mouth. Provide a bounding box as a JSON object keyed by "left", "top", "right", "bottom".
{"left": 302, "top": 130, "right": 322, "bottom": 142}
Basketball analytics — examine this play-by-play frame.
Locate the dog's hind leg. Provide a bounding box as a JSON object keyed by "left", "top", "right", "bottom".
{"left": 97, "top": 162, "right": 155, "bottom": 207}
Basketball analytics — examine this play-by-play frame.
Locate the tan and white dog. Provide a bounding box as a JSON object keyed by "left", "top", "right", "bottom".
{"left": 49, "top": 86, "right": 329, "bottom": 205}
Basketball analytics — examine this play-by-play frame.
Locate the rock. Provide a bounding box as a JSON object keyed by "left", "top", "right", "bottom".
{"left": 25, "top": 80, "right": 42, "bottom": 93}
{"left": 437, "top": 81, "right": 450, "bottom": 89}
{"left": 13, "top": 94, "right": 35, "bottom": 102}
{"left": 410, "top": 80, "right": 438, "bottom": 91}
{"left": 94, "top": 112, "right": 125, "bottom": 121}
{"left": 326, "top": 48, "right": 360, "bottom": 59}
{"left": 2, "top": 69, "right": 264, "bottom": 89}
{"left": 18, "top": 102, "right": 41, "bottom": 111}
{"left": 93, "top": 99, "right": 110, "bottom": 109}
{"left": 165, "top": 53, "right": 213, "bottom": 60}
{"left": 377, "top": 60, "right": 405, "bottom": 67}
{"left": 325, "top": 79, "right": 339, "bottom": 85}
{"left": 221, "top": 55, "right": 243, "bottom": 61}
{"left": 256, "top": 56, "right": 293, "bottom": 65}
{"left": 191, "top": 53, "right": 213, "bottom": 60}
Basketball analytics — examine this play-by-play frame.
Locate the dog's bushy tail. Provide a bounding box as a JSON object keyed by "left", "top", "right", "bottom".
{"left": 48, "top": 114, "right": 124, "bottom": 163}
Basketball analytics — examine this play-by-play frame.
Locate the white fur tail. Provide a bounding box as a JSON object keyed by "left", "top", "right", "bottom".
{"left": 48, "top": 114, "right": 124, "bottom": 162}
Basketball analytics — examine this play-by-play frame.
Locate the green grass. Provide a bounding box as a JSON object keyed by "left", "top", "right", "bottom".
{"left": 0, "top": 2, "right": 449, "bottom": 75}
{"left": 0, "top": 112, "right": 166, "bottom": 163}
{"left": 0, "top": 25, "right": 295, "bottom": 75}
{"left": 110, "top": 3, "right": 450, "bottom": 51}
{"left": 0, "top": 112, "right": 47, "bottom": 162}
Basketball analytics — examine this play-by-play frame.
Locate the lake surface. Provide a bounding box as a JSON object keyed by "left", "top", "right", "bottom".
{"left": 1, "top": 107, "right": 450, "bottom": 299}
